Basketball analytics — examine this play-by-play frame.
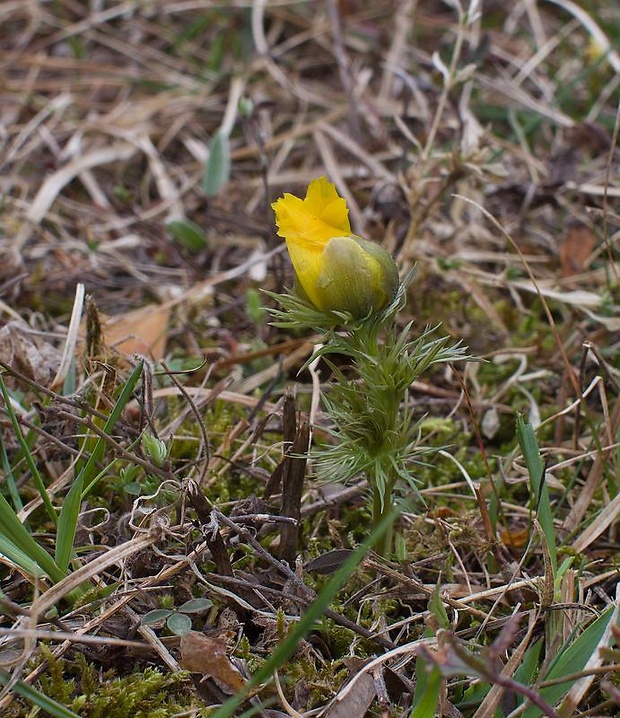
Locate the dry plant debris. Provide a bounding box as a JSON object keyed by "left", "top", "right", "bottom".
{"left": 1, "top": 0, "right": 620, "bottom": 716}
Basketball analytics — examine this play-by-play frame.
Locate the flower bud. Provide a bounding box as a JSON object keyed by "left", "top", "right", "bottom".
{"left": 141, "top": 431, "right": 168, "bottom": 467}
{"left": 272, "top": 177, "right": 399, "bottom": 319}
{"left": 310, "top": 234, "right": 398, "bottom": 317}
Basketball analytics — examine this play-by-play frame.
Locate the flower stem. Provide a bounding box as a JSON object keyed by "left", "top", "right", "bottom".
{"left": 270, "top": 277, "right": 468, "bottom": 557}
{"left": 372, "top": 480, "right": 395, "bottom": 557}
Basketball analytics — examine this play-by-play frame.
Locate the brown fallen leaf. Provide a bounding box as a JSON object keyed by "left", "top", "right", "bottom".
{"left": 0, "top": 322, "right": 61, "bottom": 385}
{"left": 102, "top": 303, "right": 170, "bottom": 360}
{"left": 180, "top": 631, "right": 246, "bottom": 694}
{"left": 559, "top": 223, "right": 596, "bottom": 277}
{"left": 566, "top": 121, "right": 612, "bottom": 154}
{"left": 326, "top": 659, "right": 376, "bottom": 718}
{"left": 499, "top": 524, "right": 530, "bottom": 549}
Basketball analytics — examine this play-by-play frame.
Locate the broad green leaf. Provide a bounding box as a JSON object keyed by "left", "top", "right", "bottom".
{"left": 203, "top": 130, "right": 230, "bottom": 196}
{"left": 167, "top": 218, "right": 208, "bottom": 253}
{"left": 410, "top": 666, "right": 441, "bottom": 718}
{"left": 429, "top": 580, "right": 450, "bottom": 630}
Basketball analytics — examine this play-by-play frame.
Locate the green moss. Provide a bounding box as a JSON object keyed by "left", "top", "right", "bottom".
{"left": 6, "top": 649, "right": 210, "bottom": 718}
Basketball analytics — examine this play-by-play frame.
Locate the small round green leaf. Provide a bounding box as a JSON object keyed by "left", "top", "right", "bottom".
{"left": 178, "top": 598, "right": 213, "bottom": 614}
{"left": 141, "top": 609, "right": 173, "bottom": 626}
{"left": 167, "top": 612, "right": 192, "bottom": 636}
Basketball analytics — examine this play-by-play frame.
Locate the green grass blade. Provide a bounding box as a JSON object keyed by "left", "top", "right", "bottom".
{"left": 80, "top": 360, "right": 143, "bottom": 491}
{"left": 0, "top": 669, "right": 80, "bottom": 718}
{"left": 410, "top": 665, "right": 441, "bottom": 717}
{"left": 56, "top": 361, "right": 143, "bottom": 569}
{"left": 516, "top": 414, "right": 556, "bottom": 573}
{"left": 55, "top": 475, "right": 83, "bottom": 572}
{"left": 0, "top": 436, "right": 23, "bottom": 514}
{"left": 522, "top": 605, "right": 616, "bottom": 718}
{"left": 512, "top": 639, "right": 543, "bottom": 707}
{"left": 209, "top": 508, "right": 397, "bottom": 718}
{"left": 0, "top": 491, "right": 65, "bottom": 583}
{"left": 0, "top": 373, "right": 57, "bottom": 524}
{"left": 0, "top": 535, "right": 45, "bottom": 578}
{"left": 62, "top": 355, "right": 77, "bottom": 396}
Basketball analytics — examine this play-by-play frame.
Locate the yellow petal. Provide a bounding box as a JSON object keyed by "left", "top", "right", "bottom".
{"left": 272, "top": 176, "right": 350, "bottom": 248}
{"left": 303, "top": 177, "right": 351, "bottom": 236}
{"left": 284, "top": 233, "right": 325, "bottom": 310}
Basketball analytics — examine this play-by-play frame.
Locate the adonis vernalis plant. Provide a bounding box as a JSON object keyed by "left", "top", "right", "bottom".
{"left": 271, "top": 177, "right": 468, "bottom": 555}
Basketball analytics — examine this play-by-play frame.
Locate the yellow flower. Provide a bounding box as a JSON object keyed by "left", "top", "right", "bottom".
{"left": 272, "top": 177, "right": 399, "bottom": 319}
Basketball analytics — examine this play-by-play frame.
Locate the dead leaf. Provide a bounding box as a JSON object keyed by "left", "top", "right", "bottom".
{"left": 566, "top": 121, "right": 612, "bottom": 154}
{"left": 306, "top": 549, "right": 355, "bottom": 575}
{"left": 559, "top": 223, "right": 596, "bottom": 277}
{"left": 325, "top": 671, "right": 375, "bottom": 718}
{"left": 103, "top": 303, "right": 170, "bottom": 360}
{"left": 180, "top": 631, "right": 246, "bottom": 694}
{"left": 499, "top": 524, "right": 530, "bottom": 549}
{"left": 0, "top": 322, "right": 61, "bottom": 385}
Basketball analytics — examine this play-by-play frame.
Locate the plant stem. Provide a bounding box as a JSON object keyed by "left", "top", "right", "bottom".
{"left": 372, "top": 480, "right": 395, "bottom": 557}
